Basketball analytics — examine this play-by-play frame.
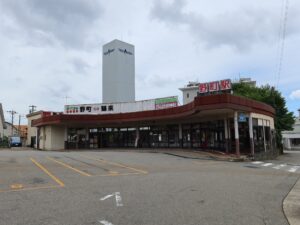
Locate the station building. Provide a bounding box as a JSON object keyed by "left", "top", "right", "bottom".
{"left": 29, "top": 40, "right": 277, "bottom": 158}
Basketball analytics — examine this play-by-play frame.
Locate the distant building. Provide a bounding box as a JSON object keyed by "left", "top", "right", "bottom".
{"left": 232, "top": 77, "right": 256, "bottom": 87}
{"left": 18, "top": 125, "right": 28, "bottom": 145}
{"left": 3, "top": 122, "right": 19, "bottom": 137}
{"left": 282, "top": 109, "right": 300, "bottom": 150}
{"left": 102, "top": 39, "right": 135, "bottom": 103}
{"left": 0, "top": 103, "right": 6, "bottom": 138}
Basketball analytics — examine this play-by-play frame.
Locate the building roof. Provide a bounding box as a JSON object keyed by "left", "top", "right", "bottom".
{"left": 32, "top": 94, "right": 275, "bottom": 127}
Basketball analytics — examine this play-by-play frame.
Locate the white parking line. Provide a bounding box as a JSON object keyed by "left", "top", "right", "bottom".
{"left": 252, "top": 161, "right": 263, "bottom": 164}
{"left": 262, "top": 163, "right": 273, "bottom": 167}
{"left": 99, "top": 220, "right": 114, "bottom": 225}
{"left": 288, "top": 166, "right": 300, "bottom": 173}
{"left": 273, "top": 164, "right": 286, "bottom": 169}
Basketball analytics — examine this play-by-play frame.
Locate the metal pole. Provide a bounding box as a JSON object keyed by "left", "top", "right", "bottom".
{"left": 18, "top": 114, "right": 21, "bottom": 136}
{"left": 234, "top": 111, "right": 240, "bottom": 157}
{"left": 248, "top": 113, "right": 254, "bottom": 156}
{"left": 7, "top": 110, "right": 17, "bottom": 136}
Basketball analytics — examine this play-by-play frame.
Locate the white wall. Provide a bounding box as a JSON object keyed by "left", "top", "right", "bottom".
{"left": 102, "top": 39, "right": 135, "bottom": 103}
{"left": 50, "top": 126, "right": 65, "bottom": 150}
{"left": 3, "top": 122, "right": 18, "bottom": 137}
{"left": 39, "top": 126, "right": 65, "bottom": 150}
{"left": 181, "top": 88, "right": 198, "bottom": 105}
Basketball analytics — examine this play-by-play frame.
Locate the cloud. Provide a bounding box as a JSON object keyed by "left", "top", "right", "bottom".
{"left": 150, "top": 0, "right": 300, "bottom": 51}
{"left": 290, "top": 90, "right": 300, "bottom": 100}
{"left": 70, "top": 57, "right": 91, "bottom": 75}
{"left": 0, "top": 0, "right": 103, "bottom": 49}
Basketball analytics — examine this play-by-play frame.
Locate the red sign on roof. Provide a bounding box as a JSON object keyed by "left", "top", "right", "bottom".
{"left": 198, "top": 79, "right": 232, "bottom": 95}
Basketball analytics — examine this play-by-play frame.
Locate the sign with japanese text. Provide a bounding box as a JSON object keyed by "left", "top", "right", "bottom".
{"left": 198, "top": 79, "right": 232, "bottom": 94}
{"left": 155, "top": 97, "right": 178, "bottom": 110}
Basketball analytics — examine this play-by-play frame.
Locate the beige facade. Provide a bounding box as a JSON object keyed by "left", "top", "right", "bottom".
{"left": 39, "top": 126, "right": 65, "bottom": 150}
{"left": 251, "top": 113, "right": 275, "bottom": 129}
{"left": 26, "top": 111, "right": 43, "bottom": 147}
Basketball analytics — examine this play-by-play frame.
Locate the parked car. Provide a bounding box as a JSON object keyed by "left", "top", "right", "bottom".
{"left": 10, "top": 136, "right": 22, "bottom": 147}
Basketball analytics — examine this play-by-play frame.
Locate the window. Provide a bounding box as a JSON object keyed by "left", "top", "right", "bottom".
{"left": 108, "top": 105, "right": 113, "bottom": 111}
{"left": 187, "top": 93, "right": 189, "bottom": 98}
{"left": 101, "top": 105, "right": 107, "bottom": 111}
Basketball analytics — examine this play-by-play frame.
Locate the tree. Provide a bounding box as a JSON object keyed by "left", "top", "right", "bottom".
{"left": 232, "top": 83, "right": 295, "bottom": 153}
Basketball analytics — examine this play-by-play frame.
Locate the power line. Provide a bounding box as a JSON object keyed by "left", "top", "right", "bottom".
{"left": 276, "top": 0, "right": 289, "bottom": 89}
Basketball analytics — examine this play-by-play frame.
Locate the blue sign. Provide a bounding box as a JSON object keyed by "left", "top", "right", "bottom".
{"left": 239, "top": 113, "right": 247, "bottom": 122}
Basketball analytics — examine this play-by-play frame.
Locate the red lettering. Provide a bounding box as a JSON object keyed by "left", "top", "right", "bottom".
{"left": 199, "top": 83, "right": 208, "bottom": 93}
{"left": 209, "top": 81, "right": 219, "bottom": 92}
{"left": 220, "top": 79, "right": 231, "bottom": 90}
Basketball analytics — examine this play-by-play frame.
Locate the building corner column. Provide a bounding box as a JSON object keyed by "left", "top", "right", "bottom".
{"left": 234, "top": 111, "right": 240, "bottom": 157}
{"left": 135, "top": 127, "right": 140, "bottom": 148}
{"left": 64, "top": 127, "right": 68, "bottom": 150}
{"left": 178, "top": 124, "right": 183, "bottom": 148}
{"left": 248, "top": 113, "right": 254, "bottom": 156}
{"left": 224, "top": 118, "right": 229, "bottom": 153}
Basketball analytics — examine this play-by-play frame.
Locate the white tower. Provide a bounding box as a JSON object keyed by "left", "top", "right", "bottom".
{"left": 102, "top": 39, "right": 135, "bottom": 103}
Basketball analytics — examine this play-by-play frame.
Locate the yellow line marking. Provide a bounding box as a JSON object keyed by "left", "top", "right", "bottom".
{"left": 47, "top": 157, "right": 92, "bottom": 177}
{"left": 10, "top": 184, "right": 23, "bottom": 189}
{"left": 80, "top": 154, "right": 148, "bottom": 174}
{"left": 0, "top": 185, "right": 60, "bottom": 193}
{"left": 30, "top": 158, "right": 65, "bottom": 187}
{"left": 109, "top": 171, "right": 119, "bottom": 175}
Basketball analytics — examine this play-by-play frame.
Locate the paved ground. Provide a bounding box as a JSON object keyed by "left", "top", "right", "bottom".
{"left": 0, "top": 149, "right": 299, "bottom": 225}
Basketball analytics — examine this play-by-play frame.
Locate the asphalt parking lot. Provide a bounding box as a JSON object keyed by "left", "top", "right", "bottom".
{"left": 0, "top": 149, "right": 299, "bottom": 225}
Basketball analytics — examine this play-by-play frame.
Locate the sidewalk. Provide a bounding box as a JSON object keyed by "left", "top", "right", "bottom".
{"left": 134, "top": 148, "right": 248, "bottom": 162}
{"left": 283, "top": 176, "right": 300, "bottom": 225}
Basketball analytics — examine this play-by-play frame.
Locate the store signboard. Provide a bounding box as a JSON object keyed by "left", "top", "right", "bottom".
{"left": 65, "top": 105, "right": 101, "bottom": 114}
{"left": 155, "top": 96, "right": 178, "bottom": 110}
{"left": 199, "top": 79, "right": 232, "bottom": 94}
{"left": 238, "top": 113, "right": 247, "bottom": 122}
{"left": 64, "top": 96, "right": 179, "bottom": 115}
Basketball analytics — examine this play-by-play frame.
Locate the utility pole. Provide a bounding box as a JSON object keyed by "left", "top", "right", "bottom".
{"left": 18, "top": 114, "right": 23, "bottom": 136}
{"left": 29, "top": 105, "right": 36, "bottom": 114}
{"left": 65, "top": 96, "right": 70, "bottom": 105}
{"left": 7, "top": 110, "right": 17, "bottom": 136}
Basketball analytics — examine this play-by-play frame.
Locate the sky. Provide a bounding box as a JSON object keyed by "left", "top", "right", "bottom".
{"left": 0, "top": 0, "right": 299, "bottom": 124}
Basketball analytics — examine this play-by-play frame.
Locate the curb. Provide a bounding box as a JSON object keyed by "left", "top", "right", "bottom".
{"left": 283, "top": 176, "right": 300, "bottom": 225}
{"left": 163, "top": 152, "right": 247, "bottom": 162}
